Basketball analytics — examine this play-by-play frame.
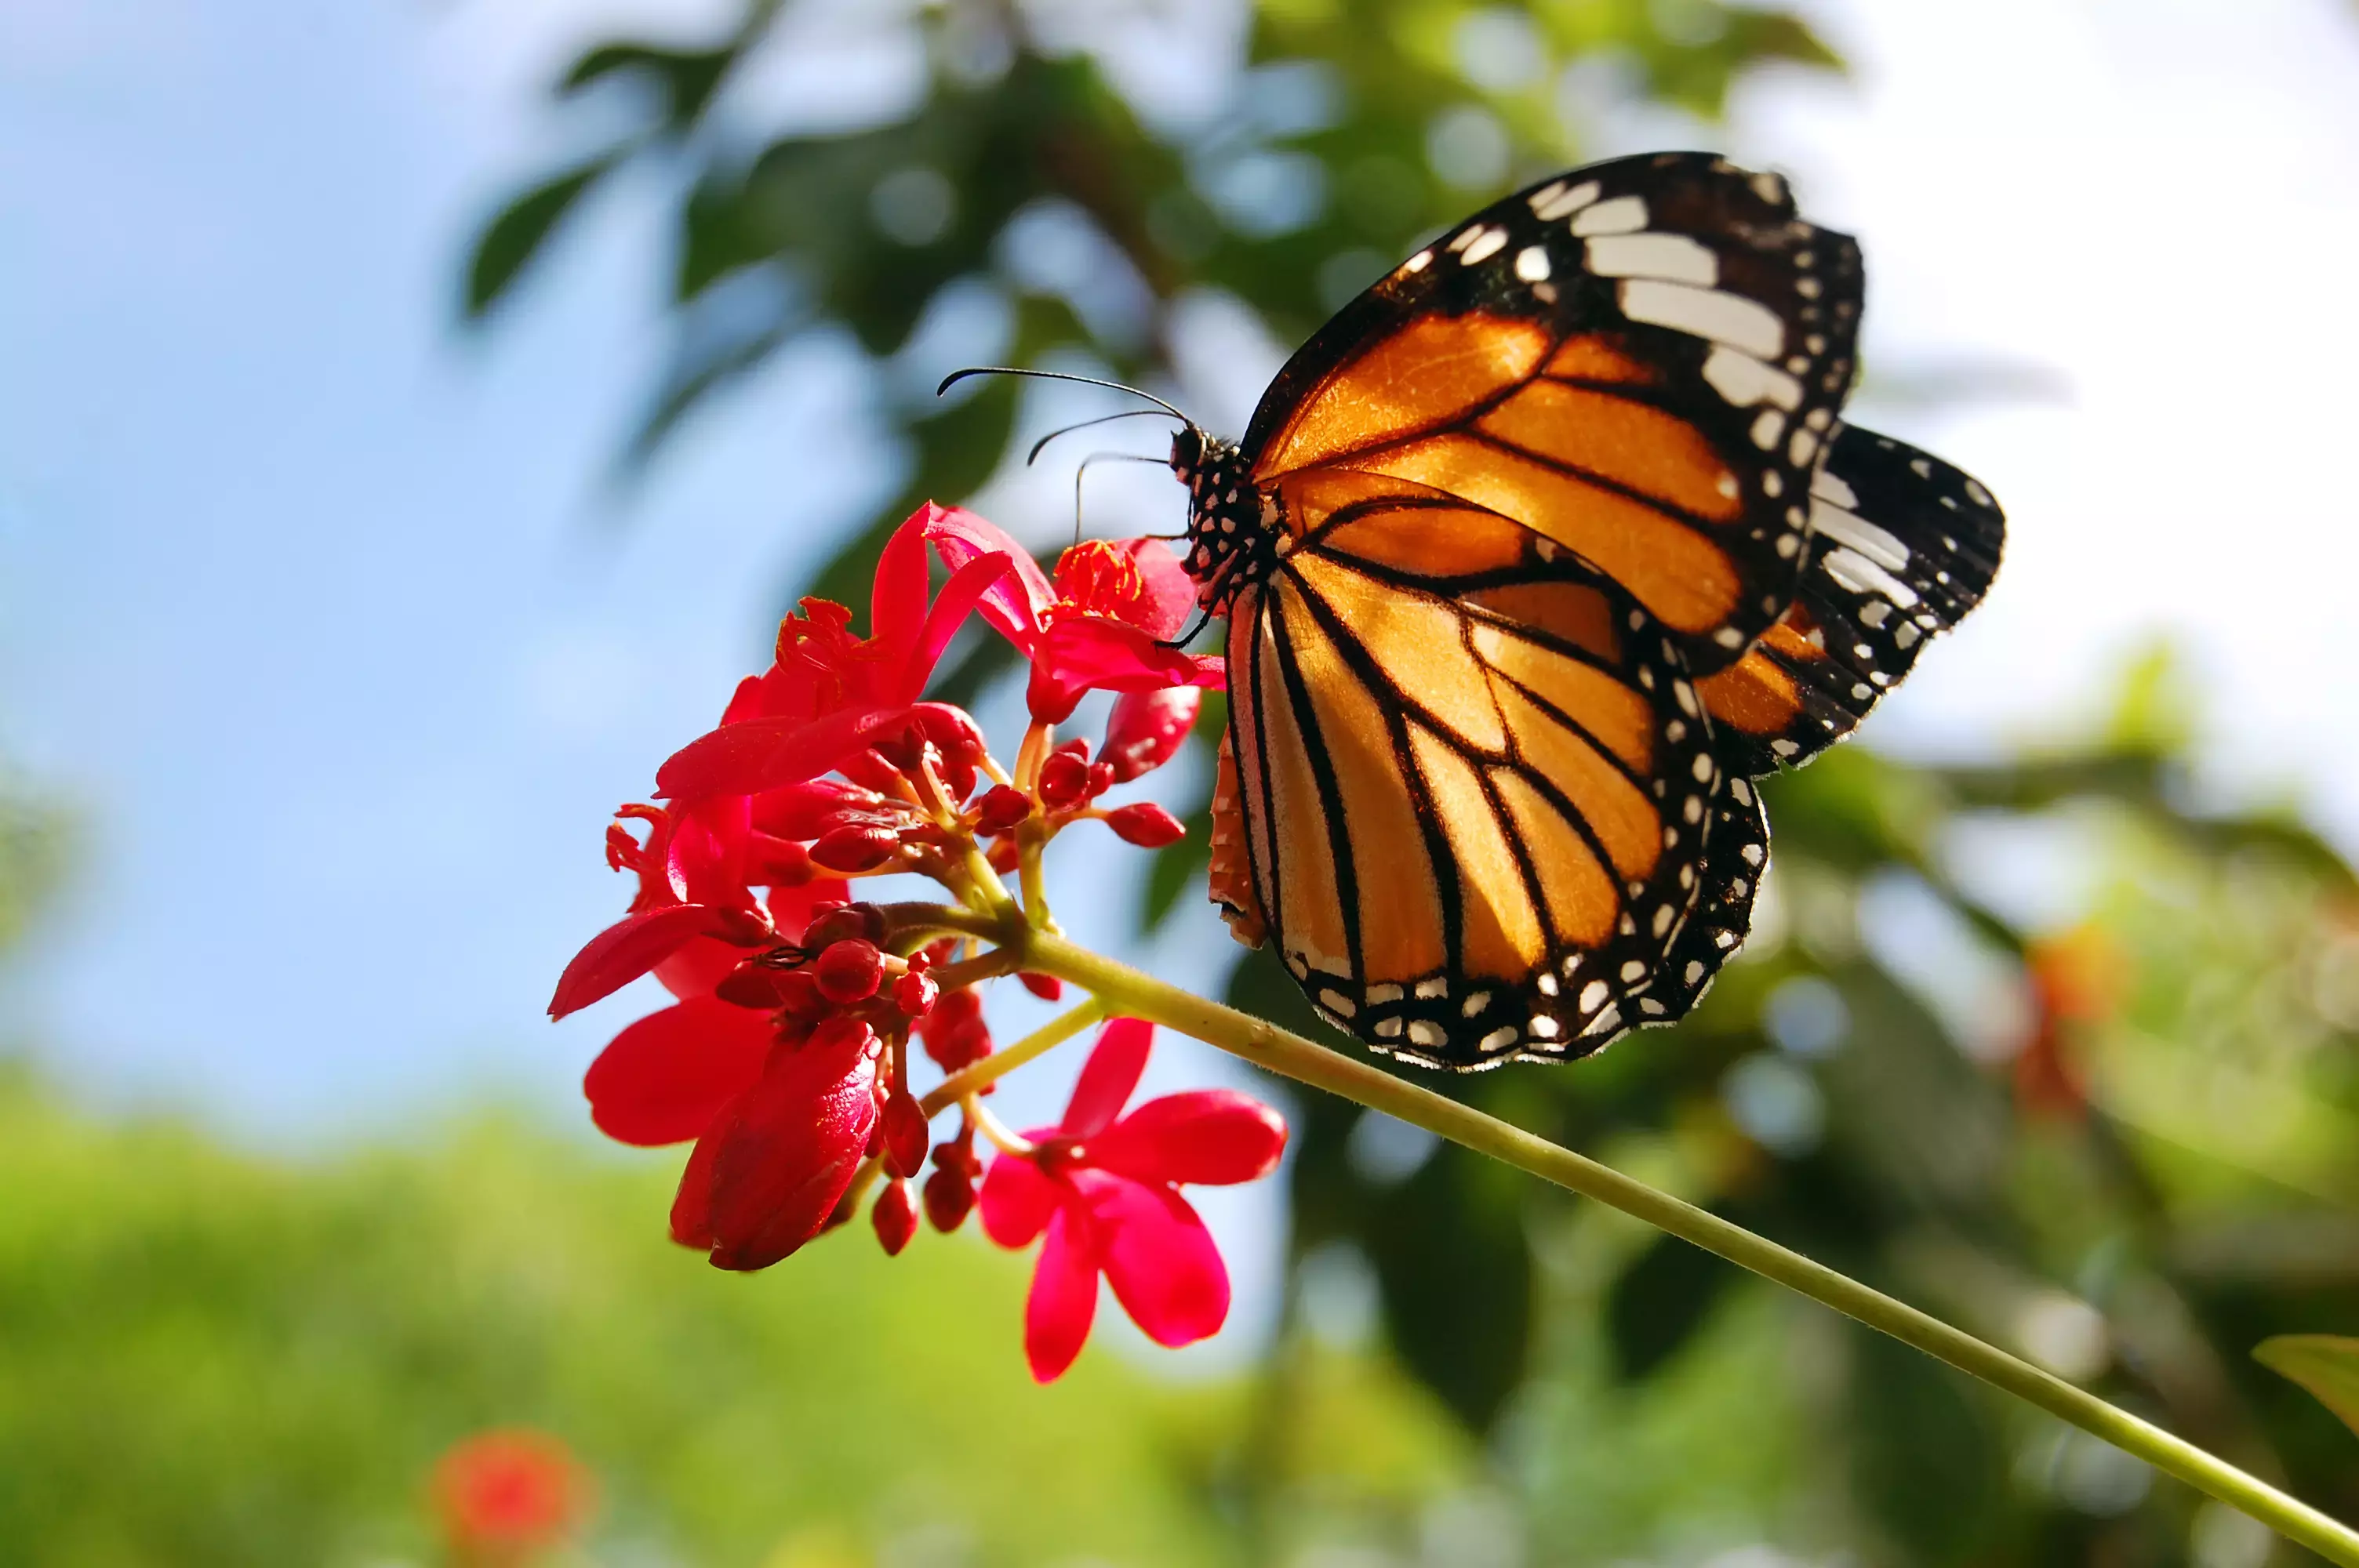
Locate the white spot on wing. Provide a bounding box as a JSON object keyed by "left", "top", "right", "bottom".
{"left": 1459, "top": 227, "right": 1509, "bottom": 266}
{"left": 1531, "top": 180, "right": 1601, "bottom": 222}
{"left": 1619, "top": 279, "right": 1785, "bottom": 358}
{"left": 1811, "top": 499, "right": 1910, "bottom": 572}
{"left": 1514, "top": 245, "right": 1550, "bottom": 281}
{"left": 1570, "top": 194, "right": 1648, "bottom": 236}
{"left": 1701, "top": 346, "right": 1802, "bottom": 410}
{"left": 1583, "top": 232, "right": 1717, "bottom": 285}
{"left": 1820, "top": 546, "right": 1921, "bottom": 608}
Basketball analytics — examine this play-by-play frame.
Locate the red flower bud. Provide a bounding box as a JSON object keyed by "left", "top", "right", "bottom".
{"left": 881, "top": 1087, "right": 931, "bottom": 1178}
{"left": 1038, "top": 750, "right": 1098, "bottom": 811}
{"left": 809, "top": 824, "right": 899, "bottom": 873}
{"left": 767, "top": 968, "right": 823, "bottom": 1020}
{"left": 1102, "top": 687, "right": 1201, "bottom": 782}
{"left": 917, "top": 988, "right": 992, "bottom": 1073}
{"left": 715, "top": 959, "right": 795, "bottom": 1009}
{"left": 671, "top": 1019, "right": 879, "bottom": 1270}
{"left": 757, "top": 779, "right": 882, "bottom": 842}
{"left": 1104, "top": 801, "right": 1186, "bottom": 848}
{"left": 893, "top": 971, "right": 940, "bottom": 1015}
{"left": 1020, "top": 971, "right": 1064, "bottom": 1002}
{"left": 814, "top": 938, "right": 885, "bottom": 1003}
{"left": 918, "top": 707, "right": 989, "bottom": 769}
{"left": 872, "top": 1179, "right": 919, "bottom": 1256}
{"left": 708, "top": 905, "right": 777, "bottom": 946}
{"left": 806, "top": 1014, "right": 878, "bottom": 1058}
{"left": 923, "top": 1163, "right": 975, "bottom": 1232}
{"left": 803, "top": 903, "right": 889, "bottom": 950}
{"left": 973, "top": 785, "right": 1033, "bottom": 834}
{"left": 987, "top": 837, "right": 1020, "bottom": 873}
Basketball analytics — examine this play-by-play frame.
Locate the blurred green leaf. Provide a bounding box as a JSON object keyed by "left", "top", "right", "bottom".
{"left": 2255, "top": 1334, "right": 2359, "bottom": 1439}
{"left": 562, "top": 41, "right": 739, "bottom": 127}
{"left": 462, "top": 151, "right": 626, "bottom": 320}
{"left": 1606, "top": 1230, "right": 1737, "bottom": 1383}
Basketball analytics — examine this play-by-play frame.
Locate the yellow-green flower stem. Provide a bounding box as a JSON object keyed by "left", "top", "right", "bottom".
{"left": 881, "top": 904, "right": 2357, "bottom": 1564}
{"left": 921, "top": 996, "right": 1107, "bottom": 1116}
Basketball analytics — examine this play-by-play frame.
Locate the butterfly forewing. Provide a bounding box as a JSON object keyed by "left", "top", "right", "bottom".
{"left": 1241, "top": 151, "right": 1864, "bottom": 676}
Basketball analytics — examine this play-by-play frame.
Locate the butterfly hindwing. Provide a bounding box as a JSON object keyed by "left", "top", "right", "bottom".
{"left": 1241, "top": 151, "right": 1864, "bottom": 677}
{"left": 1223, "top": 510, "right": 1734, "bottom": 1068}
{"left": 1696, "top": 423, "right": 2007, "bottom": 775}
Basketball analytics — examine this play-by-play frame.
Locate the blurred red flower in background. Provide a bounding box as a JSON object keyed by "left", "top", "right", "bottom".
{"left": 431, "top": 1428, "right": 594, "bottom": 1565}
{"left": 2016, "top": 925, "right": 2131, "bottom": 1120}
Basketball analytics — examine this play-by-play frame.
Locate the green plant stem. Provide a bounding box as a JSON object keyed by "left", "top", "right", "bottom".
{"left": 920, "top": 996, "right": 1108, "bottom": 1117}
{"left": 1012, "top": 926, "right": 2359, "bottom": 1566}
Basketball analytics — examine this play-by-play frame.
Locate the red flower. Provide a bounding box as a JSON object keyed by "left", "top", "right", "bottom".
{"left": 431, "top": 1428, "right": 594, "bottom": 1563}
{"left": 925, "top": 508, "right": 1223, "bottom": 724}
{"left": 980, "top": 1019, "right": 1287, "bottom": 1381}
{"left": 655, "top": 503, "right": 1015, "bottom": 803}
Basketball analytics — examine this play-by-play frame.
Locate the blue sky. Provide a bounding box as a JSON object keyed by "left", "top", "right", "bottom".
{"left": 5, "top": 2, "right": 2359, "bottom": 1348}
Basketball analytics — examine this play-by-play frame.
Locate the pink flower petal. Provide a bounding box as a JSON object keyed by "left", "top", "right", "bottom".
{"left": 1075, "top": 1168, "right": 1229, "bottom": 1349}
{"left": 667, "top": 795, "right": 751, "bottom": 906}
{"left": 656, "top": 702, "right": 972, "bottom": 800}
{"left": 870, "top": 507, "right": 934, "bottom": 666}
{"left": 1116, "top": 537, "right": 1196, "bottom": 640}
{"left": 897, "top": 552, "right": 1014, "bottom": 701}
{"left": 1090, "top": 1091, "right": 1289, "bottom": 1186}
{"left": 653, "top": 935, "right": 743, "bottom": 1000}
{"left": 549, "top": 904, "right": 740, "bottom": 1019}
{"left": 583, "top": 996, "right": 774, "bottom": 1146}
{"left": 1025, "top": 1202, "right": 1101, "bottom": 1383}
{"left": 918, "top": 503, "right": 1053, "bottom": 645}
{"left": 1061, "top": 1018, "right": 1154, "bottom": 1136}
{"left": 1024, "top": 621, "right": 1223, "bottom": 724}
{"left": 978, "top": 1149, "right": 1061, "bottom": 1247}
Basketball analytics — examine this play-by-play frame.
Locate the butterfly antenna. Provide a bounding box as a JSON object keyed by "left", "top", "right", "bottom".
{"left": 938, "top": 365, "right": 1191, "bottom": 425}
{"left": 1071, "top": 452, "right": 1168, "bottom": 545}
{"left": 1026, "top": 408, "right": 1180, "bottom": 466}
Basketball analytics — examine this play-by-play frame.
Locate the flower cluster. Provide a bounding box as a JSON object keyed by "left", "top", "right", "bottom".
{"left": 551, "top": 503, "right": 1278, "bottom": 1381}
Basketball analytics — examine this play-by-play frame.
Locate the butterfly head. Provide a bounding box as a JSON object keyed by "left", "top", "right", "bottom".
{"left": 1170, "top": 427, "right": 1278, "bottom": 615}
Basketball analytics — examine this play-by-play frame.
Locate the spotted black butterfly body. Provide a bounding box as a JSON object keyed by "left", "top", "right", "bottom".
{"left": 1168, "top": 151, "right": 2003, "bottom": 1070}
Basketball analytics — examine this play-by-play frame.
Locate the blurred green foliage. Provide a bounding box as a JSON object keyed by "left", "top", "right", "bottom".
{"left": 465, "top": 0, "right": 1837, "bottom": 607}
{"left": 0, "top": 1072, "right": 1472, "bottom": 1565}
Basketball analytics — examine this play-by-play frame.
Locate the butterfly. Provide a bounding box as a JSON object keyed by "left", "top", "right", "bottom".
{"left": 969, "top": 152, "right": 2003, "bottom": 1070}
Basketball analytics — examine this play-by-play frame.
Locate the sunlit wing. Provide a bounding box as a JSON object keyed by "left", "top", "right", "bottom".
{"left": 1241, "top": 152, "right": 1863, "bottom": 675}
{"left": 1696, "top": 424, "right": 2007, "bottom": 775}
{"left": 1222, "top": 517, "right": 1739, "bottom": 1068}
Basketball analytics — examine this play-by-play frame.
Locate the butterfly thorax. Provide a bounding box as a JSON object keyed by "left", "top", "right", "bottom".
{"left": 1170, "top": 427, "right": 1280, "bottom": 615}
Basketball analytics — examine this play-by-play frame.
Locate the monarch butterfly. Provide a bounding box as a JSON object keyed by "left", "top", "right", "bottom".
{"left": 976, "top": 152, "right": 2004, "bottom": 1069}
